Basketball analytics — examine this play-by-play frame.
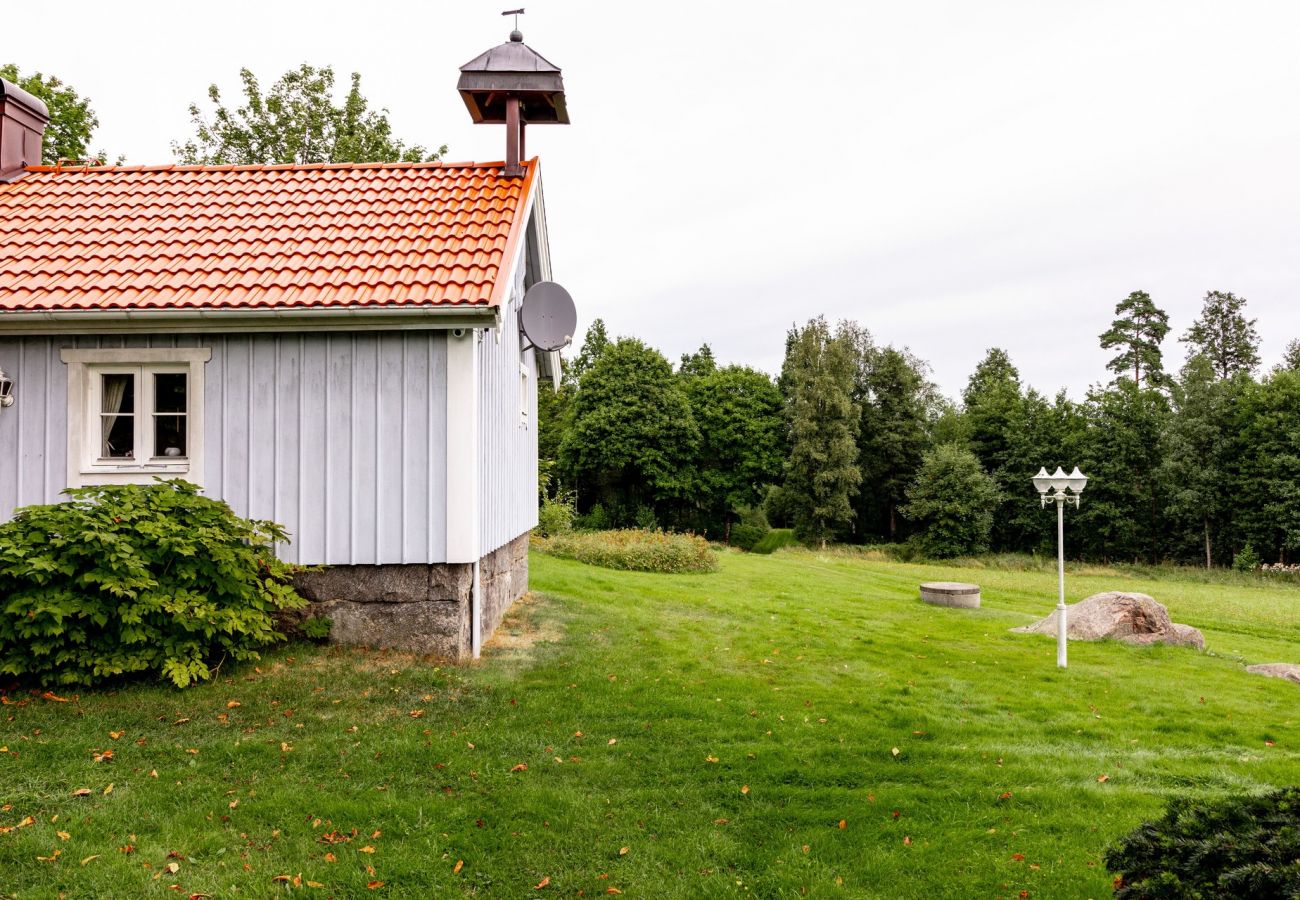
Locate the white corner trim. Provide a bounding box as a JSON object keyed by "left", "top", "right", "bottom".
{"left": 62, "top": 348, "right": 211, "bottom": 489}
{"left": 445, "top": 330, "right": 480, "bottom": 564}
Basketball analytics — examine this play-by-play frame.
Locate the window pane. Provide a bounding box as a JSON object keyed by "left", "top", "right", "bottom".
{"left": 154, "top": 415, "right": 187, "bottom": 458}
{"left": 154, "top": 373, "right": 187, "bottom": 413}
{"left": 102, "top": 414, "right": 134, "bottom": 458}
{"left": 100, "top": 373, "right": 135, "bottom": 458}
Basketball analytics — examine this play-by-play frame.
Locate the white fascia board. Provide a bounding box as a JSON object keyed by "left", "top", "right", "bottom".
{"left": 0, "top": 305, "right": 500, "bottom": 336}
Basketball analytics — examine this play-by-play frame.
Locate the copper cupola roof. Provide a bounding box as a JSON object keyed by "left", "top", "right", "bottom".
{"left": 457, "top": 31, "right": 569, "bottom": 125}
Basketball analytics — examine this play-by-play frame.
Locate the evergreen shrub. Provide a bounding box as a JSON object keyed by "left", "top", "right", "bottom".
{"left": 1105, "top": 787, "right": 1300, "bottom": 898}
{"left": 540, "top": 529, "right": 717, "bottom": 574}
{"left": 729, "top": 524, "right": 767, "bottom": 551}
{"left": 0, "top": 480, "right": 305, "bottom": 688}
{"left": 1233, "top": 542, "right": 1262, "bottom": 572}
{"left": 750, "top": 528, "right": 798, "bottom": 555}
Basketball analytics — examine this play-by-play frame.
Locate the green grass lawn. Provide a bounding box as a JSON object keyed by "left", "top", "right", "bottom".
{"left": 2, "top": 549, "right": 1299, "bottom": 898}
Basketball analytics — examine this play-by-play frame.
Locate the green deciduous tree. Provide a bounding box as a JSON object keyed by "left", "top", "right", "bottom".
{"left": 566, "top": 319, "right": 611, "bottom": 388}
{"left": 901, "top": 444, "right": 1001, "bottom": 558}
{"left": 999, "top": 388, "right": 1088, "bottom": 554}
{"left": 560, "top": 338, "right": 698, "bottom": 524}
{"left": 1276, "top": 338, "right": 1300, "bottom": 374}
{"left": 680, "top": 365, "right": 784, "bottom": 535}
{"left": 175, "top": 64, "right": 444, "bottom": 164}
{"left": 1099, "top": 291, "right": 1171, "bottom": 388}
{"left": 1231, "top": 369, "right": 1300, "bottom": 564}
{"left": 1159, "top": 355, "right": 1240, "bottom": 567}
{"left": 0, "top": 64, "right": 102, "bottom": 164}
{"left": 858, "top": 347, "right": 932, "bottom": 542}
{"left": 678, "top": 343, "right": 717, "bottom": 379}
{"left": 1181, "top": 290, "right": 1260, "bottom": 379}
{"left": 780, "top": 318, "right": 861, "bottom": 548}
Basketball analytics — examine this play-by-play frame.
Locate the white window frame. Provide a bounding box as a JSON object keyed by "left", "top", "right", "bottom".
{"left": 61, "top": 348, "right": 211, "bottom": 487}
{"left": 519, "top": 360, "right": 531, "bottom": 428}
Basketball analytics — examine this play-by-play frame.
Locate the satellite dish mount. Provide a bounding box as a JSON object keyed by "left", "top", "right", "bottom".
{"left": 518, "top": 281, "right": 577, "bottom": 352}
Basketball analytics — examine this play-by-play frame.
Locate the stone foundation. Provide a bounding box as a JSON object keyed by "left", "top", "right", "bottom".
{"left": 292, "top": 533, "right": 530, "bottom": 660}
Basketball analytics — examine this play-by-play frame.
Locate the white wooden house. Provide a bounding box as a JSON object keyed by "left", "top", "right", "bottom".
{"left": 0, "top": 32, "right": 571, "bottom": 659}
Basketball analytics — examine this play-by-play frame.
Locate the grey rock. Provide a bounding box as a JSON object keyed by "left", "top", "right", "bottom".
{"left": 1246, "top": 663, "right": 1300, "bottom": 684}
{"left": 1012, "top": 591, "right": 1203, "bottom": 650}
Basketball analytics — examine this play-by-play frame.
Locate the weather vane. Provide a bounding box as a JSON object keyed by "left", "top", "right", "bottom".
{"left": 502, "top": 8, "right": 525, "bottom": 29}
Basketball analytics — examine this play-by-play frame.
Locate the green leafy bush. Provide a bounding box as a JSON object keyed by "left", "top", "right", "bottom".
{"left": 1106, "top": 787, "right": 1300, "bottom": 898}
{"left": 539, "top": 529, "right": 717, "bottom": 574}
{"left": 537, "top": 493, "right": 576, "bottom": 537}
{"left": 729, "top": 523, "right": 767, "bottom": 551}
{"left": 1233, "top": 542, "right": 1262, "bottom": 572}
{"left": 301, "top": 616, "right": 333, "bottom": 642}
{"left": 900, "top": 444, "right": 1001, "bottom": 559}
{"left": 0, "top": 480, "right": 305, "bottom": 688}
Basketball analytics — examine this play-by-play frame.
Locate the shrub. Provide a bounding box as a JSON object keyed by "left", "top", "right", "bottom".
{"left": 537, "top": 493, "right": 576, "bottom": 537}
{"left": 1233, "top": 542, "right": 1262, "bottom": 572}
{"left": 1105, "top": 787, "right": 1300, "bottom": 898}
{"left": 0, "top": 480, "right": 305, "bottom": 688}
{"left": 540, "top": 529, "right": 717, "bottom": 574}
{"left": 574, "top": 502, "right": 611, "bottom": 532}
{"left": 300, "top": 616, "right": 333, "bottom": 642}
{"left": 729, "top": 523, "right": 767, "bottom": 551}
{"left": 900, "top": 444, "right": 1001, "bottom": 559}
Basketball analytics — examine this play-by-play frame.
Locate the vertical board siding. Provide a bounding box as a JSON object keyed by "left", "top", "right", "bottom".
{"left": 478, "top": 248, "right": 541, "bottom": 555}
{"left": 0, "top": 331, "right": 448, "bottom": 566}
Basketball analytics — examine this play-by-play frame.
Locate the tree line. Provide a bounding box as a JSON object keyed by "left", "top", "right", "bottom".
{"left": 542, "top": 291, "right": 1300, "bottom": 566}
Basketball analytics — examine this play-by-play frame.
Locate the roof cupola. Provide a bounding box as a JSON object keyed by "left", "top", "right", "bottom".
{"left": 0, "top": 78, "right": 49, "bottom": 182}
{"left": 458, "top": 11, "right": 569, "bottom": 178}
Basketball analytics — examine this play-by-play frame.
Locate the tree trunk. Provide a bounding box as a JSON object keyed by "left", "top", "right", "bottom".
{"left": 1204, "top": 518, "right": 1212, "bottom": 569}
{"left": 888, "top": 505, "right": 897, "bottom": 541}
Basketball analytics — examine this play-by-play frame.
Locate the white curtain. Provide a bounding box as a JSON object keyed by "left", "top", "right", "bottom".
{"left": 101, "top": 375, "right": 128, "bottom": 457}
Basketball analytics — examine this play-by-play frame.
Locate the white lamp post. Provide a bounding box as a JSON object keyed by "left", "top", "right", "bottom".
{"left": 1032, "top": 466, "right": 1088, "bottom": 668}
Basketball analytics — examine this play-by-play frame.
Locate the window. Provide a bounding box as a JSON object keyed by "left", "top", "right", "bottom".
{"left": 519, "top": 361, "right": 530, "bottom": 427}
{"left": 62, "top": 348, "right": 211, "bottom": 487}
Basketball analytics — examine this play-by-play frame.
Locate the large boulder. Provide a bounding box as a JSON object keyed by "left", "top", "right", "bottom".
{"left": 1011, "top": 591, "right": 1204, "bottom": 650}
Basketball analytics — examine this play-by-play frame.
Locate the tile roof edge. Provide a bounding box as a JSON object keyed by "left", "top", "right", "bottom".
{"left": 22, "top": 159, "right": 530, "bottom": 175}
{"left": 488, "top": 159, "right": 541, "bottom": 309}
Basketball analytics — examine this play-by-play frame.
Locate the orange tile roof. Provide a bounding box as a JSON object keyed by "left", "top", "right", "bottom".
{"left": 0, "top": 159, "right": 537, "bottom": 314}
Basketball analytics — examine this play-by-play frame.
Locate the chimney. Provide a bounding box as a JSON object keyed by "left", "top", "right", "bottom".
{"left": 0, "top": 78, "right": 49, "bottom": 182}
{"left": 458, "top": 26, "right": 569, "bottom": 178}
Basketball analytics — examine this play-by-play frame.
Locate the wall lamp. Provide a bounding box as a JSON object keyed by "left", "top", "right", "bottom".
{"left": 0, "top": 367, "right": 13, "bottom": 409}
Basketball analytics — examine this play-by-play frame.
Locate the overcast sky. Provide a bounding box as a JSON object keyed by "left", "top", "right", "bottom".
{"left": 9, "top": 0, "right": 1299, "bottom": 399}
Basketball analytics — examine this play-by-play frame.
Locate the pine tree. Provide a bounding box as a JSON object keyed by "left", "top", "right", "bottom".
{"left": 781, "top": 318, "right": 861, "bottom": 548}
{"left": 1181, "top": 290, "right": 1260, "bottom": 379}
{"left": 1275, "top": 338, "right": 1300, "bottom": 374}
{"left": 1099, "top": 291, "right": 1171, "bottom": 388}
{"left": 678, "top": 344, "right": 717, "bottom": 379}
{"left": 565, "top": 319, "right": 611, "bottom": 388}
{"left": 858, "top": 347, "right": 932, "bottom": 542}
{"left": 961, "top": 348, "right": 1025, "bottom": 550}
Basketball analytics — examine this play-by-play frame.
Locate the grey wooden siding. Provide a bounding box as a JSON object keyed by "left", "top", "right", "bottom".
{"left": 0, "top": 332, "right": 448, "bottom": 566}
{"left": 478, "top": 251, "right": 540, "bottom": 554}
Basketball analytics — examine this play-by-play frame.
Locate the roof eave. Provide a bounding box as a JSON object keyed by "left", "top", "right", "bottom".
{"left": 0, "top": 304, "right": 500, "bottom": 336}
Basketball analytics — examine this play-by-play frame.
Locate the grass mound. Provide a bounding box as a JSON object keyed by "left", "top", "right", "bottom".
{"left": 750, "top": 527, "right": 797, "bottom": 554}
{"left": 541, "top": 528, "right": 718, "bottom": 573}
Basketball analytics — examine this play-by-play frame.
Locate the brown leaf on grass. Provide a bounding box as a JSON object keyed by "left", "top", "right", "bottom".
{"left": 619, "top": 846, "right": 629, "bottom": 855}
{"left": 838, "top": 820, "right": 847, "bottom": 829}
{"left": 80, "top": 854, "right": 100, "bottom": 865}
{"left": 226, "top": 701, "right": 241, "bottom": 709}
{"left": 713, "top": 818, "right": 729, "bottom": 825}
{"left": 903, "top": 836, "right": 912, "bottom": 846}
{"left": 119, "top": 844, "right": 135, "bottom": 854}
{"left": 56, "top": 830, "right": 70, "bottom": 840}
{"left": 535, "top": 876, "right": 551, "bottom": 889}
{"left": 272, "top": 875, "right": 292, "bottom": 883}
{"left": 1097, "top": 774, "right": 1110, "bottom": 783}
{"left": 324, "top": 852, "right": 336, "bottom": 862}
{"left": 453, "top": 859, "right": 464, "bottom": 874}
{"left": 371, "top": 830, "right": 381, "bottom": 839}
{"left": 1011, "top": 852, "right": 1026, "bottom": 861}
{"left": 409, "top": 710, "right": 424, "bottom": 718}
{"left": 607, "top": 739, "right": 617, "bottom": 746}
{"left": 367, "top": 882, "right": 384, "bottom": 890}
{"left": 1266, "top": 740, "right": 1276, "bottom": 747}
{"left": 109, "top": 731, "right": 124, "bottom": 740}
{"left": 606, "top": 889, "right": 623, "bottom": 895}
{"left": 801, "top": 844, "right": 810, "bottom": 854}
{"left": 306, "top": 881, "right": 325, "bottom": 889}
{"left": 511, "top": 764, "right": 529, "bottom": 773}
{"left": 280, "top": 742, "right": 293, "bottom": 753}
{"left": 149, "top": 770, "right": 158, "bottom": 779}
{"left": 103, "top": 783, "right": 114, "bottom": 795}
{"left": 705, "top": 756, "right": 718, "bottom": 763}
{"left": 93, "top": 749, "right": 114, "bottom": 763}
{"left": 891, "top": 747, "right": 900, "bottom": 757}
{"left": 358, "top": 846, "right": 376, "bottom": 854}
{"left": 166, "top": 861, "right": 180, "bottom": 874}
{"left": 172, "top": 718, "right": 190, "bottom": 726}
{"left": 37, "top": 849, "right": 61, "bottom": 861}
{"left": 41, "top": 691, "right": 70, "bottom": 702}
{"left": 72, "top": 788, "right": 92, "bottom": 797}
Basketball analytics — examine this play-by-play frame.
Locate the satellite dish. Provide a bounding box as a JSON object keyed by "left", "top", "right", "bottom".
{"left": 519, "top": 281, "right": 577, "bottom": 352}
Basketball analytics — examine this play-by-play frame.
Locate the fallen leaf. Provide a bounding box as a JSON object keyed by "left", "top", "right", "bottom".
{"left": 999, "top": 792, "right": 1013, "bottom": 800}
{"left": 149, "top": 770, "right": 158, "bottom": 779}
{"left": 371, "top": 830, "right": 381, "bottom": 839}
{"left": 740, "top": 785, "right": 750, "bottom": 795}
{"left": 41, "top": 691, "right": 70, "bottom": 702}
{"left": 280, "top": 742, "right": 293, "bottom": 753}
{"left": 1266, "top": 740, "right": 1276, "bottom": 747}
{"left": 606, "top": 890, "right": 623, "bottom": 895}
{"left": 172, "top": 718, "right": 190, "bottom": 726}
{"left": 454, "top": 859, "right": 464, "bottom": 874}
{"left": 228, "top": 800, "right": 239, "bottom": 809}
{"left": 72, "top": 788, "right": 92, "bottom": 797}
{"left": 109, "top": 731, "right": 124, "bottom": 740}
{"left": 120, "top": 844, "right": 136, "bottom": 854}
{"left": 93, "top": 749, "right": 114, "bottom": 763}
{"left": 409, "top": 710, "right": 424, "bottom": 718}
{"left": 358, "top": 846, "right": 376, "bottom": 854}
{"left": 705, "top": 756, "right": 718, "bottom": 763}
{"left": 56, "top": 830, "right": 70, "bottom": 840}
{"left": 838, "top": 820, "right": 847, "bottom": 829}
{"left": 80, "top": 854, "right": 100, "bottom": 865}
{"left": 324, "top": 852, "right": 336, "bottom": 862}
{"left": 166, "top": 862, "right": 180, "bottom": 874}
{"left": 574, "top": 731, "right": 584, "bottom": 738}
{"left": 367, "top": 882, "right": 384, "bottom": 890}
{"left": 511, "top": 763, "right": 529, "bottom": 773}
{"left": 608, "top": 739, "right": 617, "bottom": 746}
{"left": 713, "top": 818, "right": 729, "bottom": 825}
{"left": 227, "top": 701, "right": 241, "bottom": 709}
{"left": 1097, "top": 774, "right": 1110, "bottom": 783}
{"left": 103, "top": 783, "right": 114, "bottom": 795}
{"left": 1012, "top": 852, "right": 1026, "bottom": 861}
{"left": 619, "top": 846, "right": 629, "bottom": 855}
{"left": 306, "top": 881, "right": 325, "bottom": 889}
{"left": 37, "top": 849, "right": 62, "bottom": 861}
{"left": 891, "top": 747, "right": 900, "bottom": 757}
{"left": 272, "top": 875, "right": 292, "bottom": 883}
{"left": 535, "top": 876, "right": 551, "bottom": 889}
{"left": 903, "top": 836, "right": 912, "bottom": 846}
